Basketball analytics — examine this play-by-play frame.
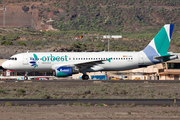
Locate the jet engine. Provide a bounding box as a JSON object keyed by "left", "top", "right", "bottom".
{"left": 55, "top": 67, "right": 73, "bottom": 77}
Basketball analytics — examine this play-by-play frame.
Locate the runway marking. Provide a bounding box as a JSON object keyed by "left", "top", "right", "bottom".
{"left": 23, "top": 81, "right": 32, "bottom": 83}
{"left": 144, "top": 81, "right": 149, "bottom": 83}
{"left": 93, "top": 81, "right": 102, "bottom": 84}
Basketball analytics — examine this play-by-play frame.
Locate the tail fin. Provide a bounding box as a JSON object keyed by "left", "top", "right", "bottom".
{"left": 142, "top": 24, "right": 174, "bottom": 63}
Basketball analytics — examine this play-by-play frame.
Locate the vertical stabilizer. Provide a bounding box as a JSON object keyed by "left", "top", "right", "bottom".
{"left": 142, "top": 24, "right": 174, "bottom": 63}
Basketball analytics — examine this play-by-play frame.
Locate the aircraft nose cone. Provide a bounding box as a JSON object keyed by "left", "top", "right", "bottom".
{"left": 2, "top": 61, "right": 9, "bottom": 69}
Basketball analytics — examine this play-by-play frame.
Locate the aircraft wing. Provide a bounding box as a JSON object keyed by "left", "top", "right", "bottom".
{"left": 51, "top": 58, "right": 112, "bottom": 71}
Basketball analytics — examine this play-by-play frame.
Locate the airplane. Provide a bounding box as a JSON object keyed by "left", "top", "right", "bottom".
{"left": 2, "top": 24, "right": 178, "bottom": 80}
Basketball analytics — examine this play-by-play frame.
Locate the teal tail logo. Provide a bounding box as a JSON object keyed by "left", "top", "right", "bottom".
{"left": 143, "top": 24, "right": 174, "bottom": 63}
{"left": 29, "top": 54, "right": 38, "bottom": 68}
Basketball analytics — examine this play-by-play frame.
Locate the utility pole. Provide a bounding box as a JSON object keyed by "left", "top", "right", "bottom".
{"left": 108, "top": 37, "right": 109, "bottom": 51}
{"left": 0, "top": 5, "right": 6, "bottom": 27}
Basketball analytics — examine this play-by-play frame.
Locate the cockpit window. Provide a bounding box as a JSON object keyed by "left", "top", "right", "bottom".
{"left": 8, "top": 57, "right": 17, "bottom": 60}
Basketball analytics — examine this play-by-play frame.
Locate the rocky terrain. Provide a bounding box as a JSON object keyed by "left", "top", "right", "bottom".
{"left": 0, "top": 0, "right": 180, "bottom": 58}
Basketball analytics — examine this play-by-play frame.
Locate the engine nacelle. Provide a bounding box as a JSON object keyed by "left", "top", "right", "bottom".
{"left": 55, "top": 67, "right": 72, "bottom": 77}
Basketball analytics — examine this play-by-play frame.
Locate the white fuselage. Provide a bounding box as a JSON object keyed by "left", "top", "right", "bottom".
{"left": 2, "top": 51, "right": 155, "bottom": 72}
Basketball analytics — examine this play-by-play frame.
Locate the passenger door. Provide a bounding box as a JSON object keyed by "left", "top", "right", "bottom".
{"left": 23, "top": 55, "right": 28, "bottom": 65}
{"left": 138, "top": 53, "right": 144, "bottom": 64}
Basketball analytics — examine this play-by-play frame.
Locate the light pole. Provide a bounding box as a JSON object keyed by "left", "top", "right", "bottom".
{"left": 108, "top": 34, "right": 112, "bottom": 51}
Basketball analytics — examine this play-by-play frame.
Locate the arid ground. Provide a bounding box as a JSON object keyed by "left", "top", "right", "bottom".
{"left": 0, "top": 81, "right": 180, "bottom": 99}
{"left": 0, "top": 81, "right": 180, "bottom": 119}
{"left": 0, "top": 105, "right": 180, "bottom": 120}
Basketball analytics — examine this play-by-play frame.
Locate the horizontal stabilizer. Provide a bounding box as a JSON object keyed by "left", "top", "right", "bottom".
{"left": 154, "top": 55, "right": 178, "bottom": 60}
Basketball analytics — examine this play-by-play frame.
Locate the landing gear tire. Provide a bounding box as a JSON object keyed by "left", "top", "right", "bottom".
{"left": 24, "top": 76, "right": 28, "bottom": 80}
{"left": 82, "top": 74, "right": 89, "bottom": 80}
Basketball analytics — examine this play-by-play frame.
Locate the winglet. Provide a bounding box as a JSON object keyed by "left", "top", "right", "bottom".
{"left": 107, "top": 58, "right": 112, "bottom": 62}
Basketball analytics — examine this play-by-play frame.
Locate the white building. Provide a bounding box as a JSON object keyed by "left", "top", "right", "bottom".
{"left": 103, "top": 35, "right": 122, "bottom": 39}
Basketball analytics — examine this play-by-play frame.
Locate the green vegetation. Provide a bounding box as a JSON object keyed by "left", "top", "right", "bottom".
{"left": 16, "top": 89, "right": 26, "bottom": 96}
{"left": 1, "top": 41, "right": 12, "bottom": 45}
{"left": 17, "top": 41, "right": 26, "bottom": 46}
{"left": 0, "top": 0, "right": 180, "bottom": 52}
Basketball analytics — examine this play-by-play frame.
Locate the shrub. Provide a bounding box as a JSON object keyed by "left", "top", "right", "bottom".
{"left": 33, "top": 40, "right": 41, "bottom": 46}
{"left": 17, "top": 41, "right": 26, "bottom": 46}
{"left": 0, "top": 89, "right": 6, "bottom": 93}
{"left": 1, "top": 41, "right": 12, "bottom": 45}
{"left": 40, "top": 94, "right": 51, "bottom": 99}
{"left": 16, "top": 89, "right": 26, "bottom": 95}
{"left": 5, "top": 102, "right": 12, "bottom": 106}
{"left": 96, "top": 103, "right": 104, "bottom": 106}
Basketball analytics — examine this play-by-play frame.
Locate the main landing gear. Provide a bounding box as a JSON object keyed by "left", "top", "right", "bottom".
{"left": 82, "top": 74, "right": 89, "bottom": 80}
{"left": 24, "top": 76, "right": 28, "bottom": 80}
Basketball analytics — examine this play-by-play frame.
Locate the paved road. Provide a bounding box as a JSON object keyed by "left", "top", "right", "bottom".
{"left": 0, "top": 99, "right": 179, "bottom": 106}
{"left": 0, "top": 80, "right": 180, "bottom": 83}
